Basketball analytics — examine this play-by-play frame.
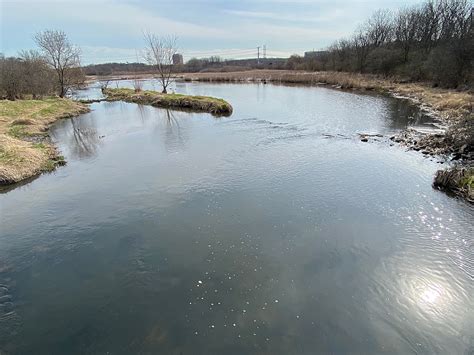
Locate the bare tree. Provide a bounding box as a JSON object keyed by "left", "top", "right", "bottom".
{"left": 132, "top": 77, "right": 143, "bottom": 92}
{"left": 394, "top": 8, "right": 419, "bottom": 62}
{"left": 352, "top": 30, "right": 371, "bottom": 72}
{"left": 0, "top": 57, "right": 24, "bottom": 100}
{"left": 365, "top": 10, "right": 394, "bottom": 48}
{"left": 99, "top": 79, "right": 111, "bottom": 93}
{"left": 143, "top": 33, "right": 178, "bottom": 94}
{"left": 19, "top": 50, "right": 55, "bottom": 98}
{"left": 34, "top": 30, "right": 81, "bottom": 98}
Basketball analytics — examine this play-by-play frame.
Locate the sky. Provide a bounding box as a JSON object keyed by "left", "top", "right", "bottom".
{"left": 1, "top": 0, "right": 422, "bottom": 65}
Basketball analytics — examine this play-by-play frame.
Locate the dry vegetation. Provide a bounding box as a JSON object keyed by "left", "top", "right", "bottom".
{"left": 104, "top": 88, "right": 233, "bottom": 116}
{"left": 434, "top": 167, "right": 474, "bottom": 202}
{"left": 0, "top": 98, "right": 89, "bottom": 185}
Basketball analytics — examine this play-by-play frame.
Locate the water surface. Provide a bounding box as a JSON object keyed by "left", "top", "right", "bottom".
{"left": 1, "top": 82, "right": 473, "bottom": 354}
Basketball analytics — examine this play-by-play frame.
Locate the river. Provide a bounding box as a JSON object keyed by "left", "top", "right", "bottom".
{"left": 1, "top": 81, "right": 473, "bottom": 354}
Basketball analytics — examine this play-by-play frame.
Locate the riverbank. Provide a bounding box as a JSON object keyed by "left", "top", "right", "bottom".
{"left": 103, "top": 88, "right": 233, "bottom": 116}
{"left": 0, "top": 98, "right": 89, "bottom": 185}
{"left": 178, "top": 70, "right": 473, "bottom": 202}
{"left": 180, "top": 70, "right": 471, "bottom": 119}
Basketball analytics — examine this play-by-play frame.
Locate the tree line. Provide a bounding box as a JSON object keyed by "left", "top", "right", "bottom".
{"left": 291, "top": 0, "right": 473, "bottom": 87}
{"left": 0, "top": 30, "right": 85, "bottom": 100}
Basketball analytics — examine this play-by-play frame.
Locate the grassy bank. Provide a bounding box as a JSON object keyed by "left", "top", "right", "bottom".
{"left": 0, "top": 98, "right": 89, "bottom": 185}
{"left": 104, "top": 88, "right": 233, "bottom": 116}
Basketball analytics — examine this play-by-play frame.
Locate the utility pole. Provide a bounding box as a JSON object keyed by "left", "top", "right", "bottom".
{"left": 257, "top": 46, "right": 260, "bottom": 64}
{"left": 263, "top": 45, "right": 266, "bottom": 59}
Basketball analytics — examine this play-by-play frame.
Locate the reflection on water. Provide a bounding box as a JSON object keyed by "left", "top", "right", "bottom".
{"left": 162, "top": 109, "right": 188, "bottom": 152}
{"left": 1, "top": 82, "right": 473, "bottom": 354}
{"left": 69, "top": 117, "right": 101, "bottom": 158}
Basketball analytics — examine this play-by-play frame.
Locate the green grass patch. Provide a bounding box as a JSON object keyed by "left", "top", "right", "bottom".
{"left": 0, "top": 146, "right": 24, "bottom": 164}
{"left": 8, "top": 124, "right": 29, "bottom": 138}
{"left": 32, "top": 142, "right": 47, "bottom": 149}
{"left": 43, "top": 155, "right": 65, "bottom": 171}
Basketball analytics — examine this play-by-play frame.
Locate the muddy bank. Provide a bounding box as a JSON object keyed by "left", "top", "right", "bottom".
{"left": 103, "top": 88, "right": 233, "bottom": 116}
{"left": 0, "top": 98, "right": 89, "bottom": 186}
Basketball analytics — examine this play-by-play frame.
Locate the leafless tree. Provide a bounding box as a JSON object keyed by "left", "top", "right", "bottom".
{"left": 19, "top": 50, "right": 55, "bottom": 98}
{"left": 99, "top": 79, "right": 111, "bottom": 93}
{"left": 365, "top": 10, "right": 394, "bottom": 48}
{"left": 34, "top": 30, "right": 81, "bottom": 97}
{"left": 143, "top": 33, "right": 178, "bottom": 94}
{"left": 132, "top": 77, "right": 143, "bottom": 92}
{"left": 352, "top": 30, "right": 371, "bottom": 72}
{"left": 394, "top": 8, "right": 419, "bottom": 62}
{"left": 0, "top": 57, "right": 24, "bottom": 100}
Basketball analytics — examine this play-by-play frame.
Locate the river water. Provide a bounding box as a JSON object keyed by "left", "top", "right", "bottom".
{"left": 1, "top": 81, "right": 473, "bottom": 354}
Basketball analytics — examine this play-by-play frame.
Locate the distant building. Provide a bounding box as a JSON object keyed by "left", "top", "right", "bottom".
{"left": 173, "top": 53, "right": 184, "bottom": 65}
{"left": 304, "top": 51, "right": 328, "bottom": 59}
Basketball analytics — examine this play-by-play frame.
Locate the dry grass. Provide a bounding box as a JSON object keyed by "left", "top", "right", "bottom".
{"left": 0, "top": 98, "right": 89, "bottom": 184}
{"left": 180, "top": 70, "right": 473, "bottom": 121}
{"left": 104, "top": 88, "right": 233, "bottom": 116}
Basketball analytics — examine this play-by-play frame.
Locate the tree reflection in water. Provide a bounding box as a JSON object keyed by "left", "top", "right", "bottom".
{"left": 69, "top": 117, "right": 101, "bottom": 159}
{"left": 162, "top": 109, "right": 187, "bottom": 152}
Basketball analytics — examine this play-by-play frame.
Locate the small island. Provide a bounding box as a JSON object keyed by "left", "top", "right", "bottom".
{"left": 103, "top": 88, "right": 233, "bottom": 117}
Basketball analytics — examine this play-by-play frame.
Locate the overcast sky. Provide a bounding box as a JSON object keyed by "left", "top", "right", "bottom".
{"left": 1, "top": 0, "right": 421, "bottom": 64}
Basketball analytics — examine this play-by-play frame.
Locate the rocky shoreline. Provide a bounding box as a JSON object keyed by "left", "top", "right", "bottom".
{"left": 390, "top": 119, "right": 473, "bottom": 202}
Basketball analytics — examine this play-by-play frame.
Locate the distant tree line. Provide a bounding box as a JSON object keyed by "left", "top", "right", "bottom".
{"left": 83, "top": 62, "right": 153, "bottom": 76}
{"left": 0, "top": 30, "right": 85, "bottom": 100}
{"left": 290, "top": 0, "right": 473, "bottom": 88}
{"left": 83, "top": 57, "right": 288, "bottom": 76}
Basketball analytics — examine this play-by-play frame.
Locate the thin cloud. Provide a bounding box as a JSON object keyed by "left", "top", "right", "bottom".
{"left": 223, "top": 9, "right": 345, "bottom": 23}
